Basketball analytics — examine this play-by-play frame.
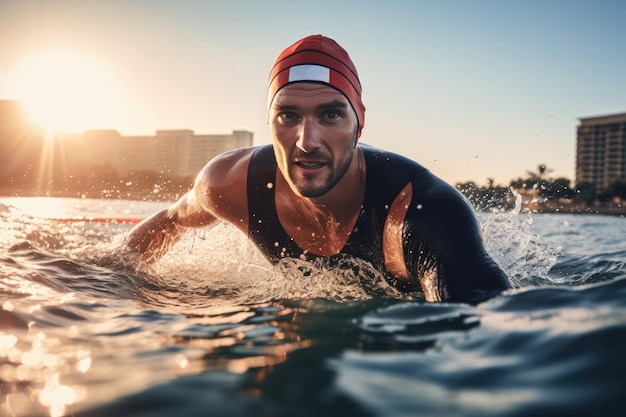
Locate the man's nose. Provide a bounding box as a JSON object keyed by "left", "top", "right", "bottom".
{"left": 296, "top": 117, "right": 321, "bottom": 152}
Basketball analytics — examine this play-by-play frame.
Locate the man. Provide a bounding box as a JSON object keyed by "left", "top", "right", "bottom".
{"left": 125, "top": 34, "right": 511, "bottom": 303}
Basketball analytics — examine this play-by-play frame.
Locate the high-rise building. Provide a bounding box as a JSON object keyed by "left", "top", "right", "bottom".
{"left": 576, "top": 112, "right": 626, "bottom": 191}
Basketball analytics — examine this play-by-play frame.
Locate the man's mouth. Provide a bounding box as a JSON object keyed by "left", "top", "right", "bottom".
{"left": 295, "top": 161, "right": 325, "bottom": 169}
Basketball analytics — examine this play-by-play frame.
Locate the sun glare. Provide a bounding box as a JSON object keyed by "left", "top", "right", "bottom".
{"left": 9, "top": 49, "right": 122, "bottom": 133}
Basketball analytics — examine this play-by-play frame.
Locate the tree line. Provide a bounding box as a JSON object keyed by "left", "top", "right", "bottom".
{"left": 0, "top": 163, "right": 194, "bottom": 202}
{"left": 2, "top": 161, "right": 626, "bottom": 212}
{"left": 456, "top": 164, "right": 626, "bottom": 213}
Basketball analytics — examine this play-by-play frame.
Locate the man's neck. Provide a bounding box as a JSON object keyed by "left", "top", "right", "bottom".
{"left": 275, "top": 147, "right": 366, "bottom": 255}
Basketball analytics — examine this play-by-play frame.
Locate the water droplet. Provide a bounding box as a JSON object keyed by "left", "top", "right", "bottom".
{"left": 266, "top": 182, "right": 274, "bottom": 189}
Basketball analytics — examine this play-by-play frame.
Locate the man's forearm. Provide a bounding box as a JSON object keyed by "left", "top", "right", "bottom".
{"left": 125, "top": 209, "right": 185, "bottom": 263}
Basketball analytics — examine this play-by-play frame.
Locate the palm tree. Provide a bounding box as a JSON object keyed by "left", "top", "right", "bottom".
{"left": 526, "top": 164, "right": 553, "bottom": 181}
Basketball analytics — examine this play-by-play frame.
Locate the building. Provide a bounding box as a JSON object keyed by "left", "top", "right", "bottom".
{"left": 58, "top": 129, "right": 253, "bottom": 178}
{"left": 576, "top": 112, "right": 626, "bottom": 191}
{"left": 0, "top": 100, "right": 253, "bottom": 195}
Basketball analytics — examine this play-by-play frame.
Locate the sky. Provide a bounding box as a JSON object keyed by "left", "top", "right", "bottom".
{"left": 1, "top": 0, "right": 625, "bottom": 186}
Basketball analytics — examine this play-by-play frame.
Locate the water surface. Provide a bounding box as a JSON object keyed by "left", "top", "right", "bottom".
{"left": 1, "top": 197, "right": 624, "bottom": 417}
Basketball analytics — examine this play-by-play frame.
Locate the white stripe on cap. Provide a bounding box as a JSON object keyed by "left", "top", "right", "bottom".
{"left": 288, "top": 64, "right": 330, "bottom": 83}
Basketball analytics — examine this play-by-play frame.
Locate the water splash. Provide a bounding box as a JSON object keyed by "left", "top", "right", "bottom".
{"left": 479, "top": 191, "right": 560, "bottom": 288}
{"left": 117, "top": 223, "right": 405, "bottom": 312}
{"left": 2, "top": 197, "right": 562, "bottom": 308}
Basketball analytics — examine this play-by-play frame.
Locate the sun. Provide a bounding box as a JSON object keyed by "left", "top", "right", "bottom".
{"left": 9, "top": 49, "right": 123, "bottom": 133}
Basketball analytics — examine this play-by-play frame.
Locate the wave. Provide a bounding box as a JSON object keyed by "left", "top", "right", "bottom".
{"left": 3, "top": 199, "right": 618, "bottom": 309}
{"left": 2, "top": 198, "right": 626, "bottom": 417}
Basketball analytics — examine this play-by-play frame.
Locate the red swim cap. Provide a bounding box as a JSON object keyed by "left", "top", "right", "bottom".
{"left": 268, "top": 34, "right": 366, "bottom": 137}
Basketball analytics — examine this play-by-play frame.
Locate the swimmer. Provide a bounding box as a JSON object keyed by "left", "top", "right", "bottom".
{"left": 125, "top": 34, "right": 512, "bottom": 303}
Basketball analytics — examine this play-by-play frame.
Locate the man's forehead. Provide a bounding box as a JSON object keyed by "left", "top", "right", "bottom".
{"left": 272, "top": 83, "right": 349, "bottom": 107}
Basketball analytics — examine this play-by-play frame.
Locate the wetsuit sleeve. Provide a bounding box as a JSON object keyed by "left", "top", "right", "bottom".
{"left": 402, "top": 180, "right": 511, "bottom": 303}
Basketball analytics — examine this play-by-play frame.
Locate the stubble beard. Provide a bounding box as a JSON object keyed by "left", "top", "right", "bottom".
{"left": 290, "top": 134, "right": 357, "bottom": 198}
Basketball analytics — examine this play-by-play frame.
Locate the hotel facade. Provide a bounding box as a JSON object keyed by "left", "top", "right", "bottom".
{"left": 0, "top": 100, "right": 253, "bottom": 180}
{"left": 57, "top": 129, "right": 253, "bottom": 178}
{"left": 576, "top": 112, "right": 626, "bottom": 191}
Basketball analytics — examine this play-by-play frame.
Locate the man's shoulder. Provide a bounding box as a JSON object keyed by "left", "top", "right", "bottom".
{"left": 195, "top": 146, "right": 261, "bottom": 225}
{"left": 359, "top": 143, "right": 464, "bottom": 201}
{"left": 359, "top": 143, "right": 439, "bottom": 186}
{"left": 201, "top": 146, "right": 259, "bottom": 180}
{"left": 208, "top": 145, "right": 259, "bottom": 167}
{"left": 359, "top": 143, "right": 428, "bottom": 172}
{"left": 194, "top": 146, "right": 260, "bottom": 200}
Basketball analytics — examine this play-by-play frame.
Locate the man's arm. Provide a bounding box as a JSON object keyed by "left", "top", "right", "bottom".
{"left": 402, "top": 181, "right": 511, "bottom": 303}
{"left": 124, "top": 147, "right": 255, "bottom": 263}
{"left": 124, "top": 183, "right": 218, "bottom": 263}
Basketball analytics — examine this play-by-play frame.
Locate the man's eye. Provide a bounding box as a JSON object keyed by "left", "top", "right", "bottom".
{"left": 279, "top": 111, "right": 298, "bottom": 121}
{"left": 324, "top": 110, "right": 340, "bottom": 120}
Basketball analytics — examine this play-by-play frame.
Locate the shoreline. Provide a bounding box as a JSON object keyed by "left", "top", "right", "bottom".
{"left": 2, "top": 191, "right": 625, "bottom": 216}
{"left": 519, "top": 199, "right": 626, "bottom": 216}
{"left": 525, "top": 206, "right": 626, "bottom": 216}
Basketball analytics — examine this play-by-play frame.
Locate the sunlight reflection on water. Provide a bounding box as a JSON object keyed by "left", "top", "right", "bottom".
{"left": 0, "top": 329, "right": 87, "bottom": 417}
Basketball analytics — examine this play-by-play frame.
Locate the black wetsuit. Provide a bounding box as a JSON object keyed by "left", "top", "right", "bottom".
{"left": 247, "top": 144, "right": 511, "bottom": 302}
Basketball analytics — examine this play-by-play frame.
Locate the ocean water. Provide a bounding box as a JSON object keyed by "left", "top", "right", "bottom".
{"left": 0, "top": 196, "right": 625, "bottom": 417}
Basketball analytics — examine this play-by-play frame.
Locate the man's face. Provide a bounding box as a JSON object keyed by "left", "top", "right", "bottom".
{"left": 269, "top": 83, "right": 359, "bottom": 198}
